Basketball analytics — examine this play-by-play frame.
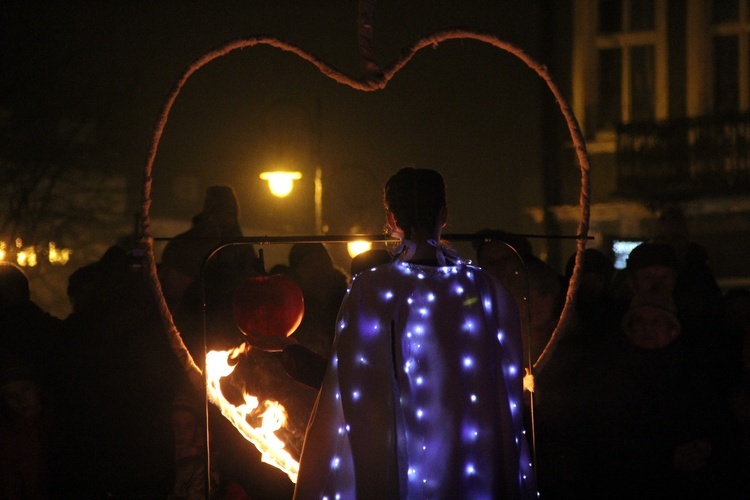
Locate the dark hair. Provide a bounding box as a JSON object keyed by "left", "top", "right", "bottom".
{"left": 383, "top": 168, "right": 446, "bottom": 238}
{"left": 0, "top": 262, "right": 30, "bottom": 304}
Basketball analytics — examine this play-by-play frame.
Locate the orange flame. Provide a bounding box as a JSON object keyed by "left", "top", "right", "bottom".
{"left": 205, "top": 343, "right": 300, "bottom": 483}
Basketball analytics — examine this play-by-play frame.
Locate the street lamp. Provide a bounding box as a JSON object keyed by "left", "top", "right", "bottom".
{"left": 259, "top": 171, "right": 303, "bottom": 198}
{"left": 260, "top": 167, "right": 324, "bottom": 235}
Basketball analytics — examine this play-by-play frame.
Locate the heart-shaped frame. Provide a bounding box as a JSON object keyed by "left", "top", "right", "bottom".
{"left": 138, "top": 5, "right": 591, "bottom": 484}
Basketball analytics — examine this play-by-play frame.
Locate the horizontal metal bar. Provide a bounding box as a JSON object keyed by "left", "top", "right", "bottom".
{"left": 152, "top": 232, "right": 592, "bottom": 244}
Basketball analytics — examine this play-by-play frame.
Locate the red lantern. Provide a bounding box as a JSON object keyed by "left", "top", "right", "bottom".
{"left": 232, "top": 274, "right": 305, "bottom": 351}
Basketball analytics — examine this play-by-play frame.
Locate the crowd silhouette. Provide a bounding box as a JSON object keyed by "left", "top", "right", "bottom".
{"left": 2, "top": 185, "right": 749, "bottom": 498}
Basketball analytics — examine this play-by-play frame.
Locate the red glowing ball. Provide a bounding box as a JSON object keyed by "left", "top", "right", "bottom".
{"left": 232, "top": 274, "right": 305, "bottom": 351}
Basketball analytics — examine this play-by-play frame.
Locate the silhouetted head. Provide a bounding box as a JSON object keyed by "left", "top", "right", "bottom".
{"left": 0, "top": 262, "right": 30, "bottom": 307}
{"left": 383, "top": 168, "right": 447, "bottom": 239}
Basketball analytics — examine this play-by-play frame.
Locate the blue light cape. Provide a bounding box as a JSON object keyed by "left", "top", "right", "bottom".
{"left": 294, "top": 260, "right": 535, "bottom": 499}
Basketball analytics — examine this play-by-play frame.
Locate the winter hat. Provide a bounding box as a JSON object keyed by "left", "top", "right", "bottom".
{"left": 626, "top": 242, "right": 677, "bottom": 271}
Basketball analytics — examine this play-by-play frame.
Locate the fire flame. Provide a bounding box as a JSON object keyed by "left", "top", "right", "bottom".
{"left": 205, "top": 342, "right": 300, "bottom": 483}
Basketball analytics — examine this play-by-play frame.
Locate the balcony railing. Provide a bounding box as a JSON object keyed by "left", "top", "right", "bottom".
{"left": 616, "top": 112, "right": 750, "bottom": 200}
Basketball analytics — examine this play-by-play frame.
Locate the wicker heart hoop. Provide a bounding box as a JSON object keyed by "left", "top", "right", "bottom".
{"left": 138, "top": 4, "right": 591, "bottom": 390}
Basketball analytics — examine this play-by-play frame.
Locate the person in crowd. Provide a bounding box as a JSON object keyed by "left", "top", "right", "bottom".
{"left": 521, "top": 254, "right": 565, "bottom": 366}
{"left": 167, "top": 186, "right": 265, "bottom": 362}
{"left": 0, "top": 352, "right": 52, "bottom": 499}
{"left": 527, "top": 249, "right": 617, "bottom": 498}
{"left": 159, "top": 185, "right": 263, "bottom": 315}
{"left": 294, "top": 167, "right": 535, "bottom": 499}
{"left": 724, "top": 288, "right": 750, "bottom": 494}
{"left": 48, "top": 244, "right": 182, "bottom": 497}
{"left": 281, "top": 248, "right": 392, "bottom": 391}
{"left": 652, "top": 205, "right": 729, "bottom": 369}
{"left": 287, "top": 242, "right": 349, "bottom": 360}
{"left": 597, "top": 289, "right": 743, "bottom": 497}
{"left": 563, "top": 248, "right": 619, "bottom": 342}
{"left": 0, "top": 262, "right": 62, "bottom": 380}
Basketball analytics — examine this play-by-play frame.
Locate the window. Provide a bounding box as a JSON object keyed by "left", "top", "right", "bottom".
{"left": 711, "top": 0, "right": 750, "bottom": 112}
{"left": 594, "top": 0, "right": 659, "bottom": 129}
{"left": 572, "top": 0, "right": 668, "bottom": 145}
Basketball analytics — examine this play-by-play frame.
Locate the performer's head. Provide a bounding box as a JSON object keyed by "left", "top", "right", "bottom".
{"left": 384, "top": 167, "right": 447, "bottom": 241}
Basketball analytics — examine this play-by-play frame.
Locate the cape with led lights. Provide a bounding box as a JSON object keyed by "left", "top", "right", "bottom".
{"left": 294, "top": 260, "right": 535, "bottom": 499}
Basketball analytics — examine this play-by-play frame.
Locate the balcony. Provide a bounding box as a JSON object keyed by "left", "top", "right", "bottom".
{"left": 615, "top": 113, "right": 750, "bottom": 201}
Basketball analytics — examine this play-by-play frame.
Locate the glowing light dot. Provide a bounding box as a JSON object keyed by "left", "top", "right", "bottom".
{"left": 497, "top": 331, "right": 504, "bottom": 343}
{"left": 331, "top": 457, "right": 340, "bottom": 469}
{"left": 416, "top": 376, "right": 424, "bottom": 385}
{"left": 338, "top": 427, "right": 345, "bottom": 435}
{"left": 463, "top": 357, "right": 474, "bottom": 368}
{"left": 408, "top": 468, "right": 416, "bottom": 475}
{"left": 427, "top": 293, "right": 436, "bottom": 302}
{"left": 470, "top": 394, "right": 477, "bottom": 403}
{"left": 415, "top": 326, "right": 424, "bottom": 334}
{"left": 509, "top": 365, "right": 517, "bottom": 375}
{"left": 465, "top": 464, "right": 476, "bottom": 475}
{"left": 416, "top": 409, "right": 424, "bottom": 419}
{"left": 512, "top": 403, "right": 517, "bottom": 409}
{"left": 407, "top": 297, "right": 414, "bottom": 305}
{"left": 346, "top": 425, "right": 351, "bottom": 432}
{"left": 385, "top": 291, "right": 394, "bottom": 300}
{"left": 423, "top": 445, "right": 427, "bottom": 450}
{"left": 352, "top": 390, "right": 361, "bottom": 401}
{"left": 455, "top": 285, "right": 464, "bottom": 294}
{"left": 407, "top": 332, "right": 412, "bottom": 338}
{"left": 335, "top": 393, "right": 340, "bottom": 400}
{"left": 417, "top": 272, "right": 425, "bottom": 279}
{"left": 359, "top": 356, "right": 367, "bottom": 364}
{"left": 419, "top": 307, "right": 428, "bottom": 316}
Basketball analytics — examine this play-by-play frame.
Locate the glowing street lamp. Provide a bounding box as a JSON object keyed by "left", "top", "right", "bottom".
{"left": 260, "top": 171, "right": 303, "bottom": 198}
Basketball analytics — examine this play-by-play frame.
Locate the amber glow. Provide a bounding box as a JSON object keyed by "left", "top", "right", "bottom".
{"left": 205, "top": 342, "right": 300, "bottom": 482}
{"left": 347, "top": 240, "right": 372, "bottom": 258}
{"left": 260, "top": 171, "right": 303, "bottom": 198}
